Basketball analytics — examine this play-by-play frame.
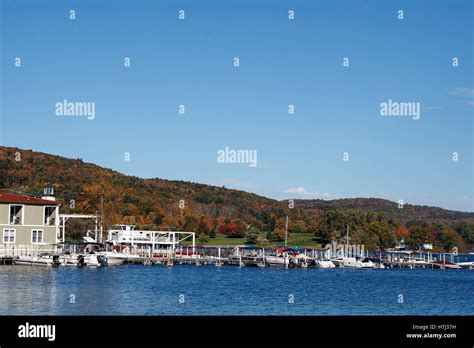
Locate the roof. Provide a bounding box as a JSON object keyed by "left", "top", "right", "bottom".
{"left": 0, "top": 192, "right": 61, "bottom": 205}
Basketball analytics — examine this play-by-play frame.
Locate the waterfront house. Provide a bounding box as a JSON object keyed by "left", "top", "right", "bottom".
{"left": 395, "top": 237, "right": 433, "bottom": 251}
{"left": 0, "top": 189, "right": 61, "bottom": 250}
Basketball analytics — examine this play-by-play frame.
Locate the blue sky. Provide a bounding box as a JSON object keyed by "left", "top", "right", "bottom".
{"left": 1, "top": 0, "right": 473, "bottom": 211}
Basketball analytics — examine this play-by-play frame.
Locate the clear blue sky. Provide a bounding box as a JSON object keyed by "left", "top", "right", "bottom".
{"left": 1, "top": 0, "right": 473, "bottom": 211}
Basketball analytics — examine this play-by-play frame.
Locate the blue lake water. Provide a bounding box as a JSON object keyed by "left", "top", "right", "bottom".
{"left": 0, "top": 265, "right": 473, "bottom": 315}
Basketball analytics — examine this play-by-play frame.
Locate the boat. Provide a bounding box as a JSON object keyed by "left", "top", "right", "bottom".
{"left": 330, "top": 226, "right": 373, "bottom": 268}
{"left": 456, "top": 261, "right": 474, "bottom": 269}
{"left": 294, "top": 253, "right": 311, "bottom": 268}
{"left": 331, "top": 256, "right": 374, "bottom": 268}
{"left": 59, "top": 253, "right": 85, "bottom": 266}
{"left": 99, "top": 251, "right": 128, "bottom": 266}
{"left": 15, "top": 253, "right": 61, "bottom": 267}
{"left": 316, "top": 259, "right": 336, "bottom": 268}
{"left": 83, "top": 252, "right": 106, "bottom": 267}
{"left": 265, "top": 247, "right": 296, "bottom": 268}
{"left": 332, "top": 257, "right": 361, "bottom": 268}
{"left": 360, "top": 258, "right": 375, "bottom": 269}
{"left": 265, "top": 255, "right": 290, "bottom": 267}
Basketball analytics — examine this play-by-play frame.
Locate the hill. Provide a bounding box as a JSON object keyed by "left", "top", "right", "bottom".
{"left": 0, "top": 146, "right": 473, "bottom": 251}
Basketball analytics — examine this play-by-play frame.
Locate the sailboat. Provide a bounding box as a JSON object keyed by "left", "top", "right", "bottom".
{"left": 331, "top": 226, "right": 374, "bottom": 269}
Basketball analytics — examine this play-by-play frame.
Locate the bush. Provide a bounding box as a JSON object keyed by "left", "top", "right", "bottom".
{"left": 245, "top": 229, "right": 260, "bottom": 244}
{"left": 197, "top": 234, "right": 209, "bottom": 244}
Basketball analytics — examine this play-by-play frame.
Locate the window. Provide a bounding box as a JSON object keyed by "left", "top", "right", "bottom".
{"left": 9, "top": 205, "right": 23, "bottom": 225}
{"left": 32, "top": 229, "right": 43, "bottom": 244}
{"left": 3, "top": 229, "right": 15, "bottom": 243}
{"left": 44, "top": 206, "right": 56, "bottom": 225}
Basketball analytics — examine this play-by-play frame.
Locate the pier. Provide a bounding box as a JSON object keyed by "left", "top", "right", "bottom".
{"left": 1, "top": 244, "right": 472, "bottom": 269}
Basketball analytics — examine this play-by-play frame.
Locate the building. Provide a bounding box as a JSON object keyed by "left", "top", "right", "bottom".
{"left": 395, "top": 238, "right": 433, "bottom": 251}
{"left": 0, "top": 189, "right": 61, "bottom": 250}
{"left": 107, "top": 224, "right": 195, "bottom": 255}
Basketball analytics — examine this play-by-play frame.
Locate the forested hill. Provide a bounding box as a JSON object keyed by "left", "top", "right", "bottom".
{"left": 296, "top": 198, "right": 474, "bottom": 222}
{"left": 1, "top": 146, "right": 473, "bottom": 251}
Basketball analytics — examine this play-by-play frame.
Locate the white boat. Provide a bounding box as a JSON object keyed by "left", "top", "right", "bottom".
{"left": 15, "top": 254, "right": 61, "bottom": 267}
{"left": 332, "top": 257, "right": 362, "bottom": 268}
{"left": 456, "top": 261, "right": 474, "bottom": 269}
{"left": 265, "top": 255, "right": 290, "bottom": 267}
{"left": 59, "top": 253, "right": 84, "bottom": 266}
{"left": 317, "top": 259, "right": 336, "bottom": 268}
{"left": 332, "top": 257, "right": 374, "bottom": 269}
{"left": 360, "top": 258, "right": 375, "bottom": 269}
{"left": 83, "top": 253, "right": 106, "bottom": 267}
{"left": 99, "top": 251, "right": 128, "bottom": 266}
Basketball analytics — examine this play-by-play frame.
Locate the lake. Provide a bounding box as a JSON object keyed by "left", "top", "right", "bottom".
{"left": 0, "top": 265, "right": 473, "bottom": 315}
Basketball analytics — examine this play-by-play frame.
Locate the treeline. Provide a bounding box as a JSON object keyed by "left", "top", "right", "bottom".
{"left": 314, "top": 210, "right": 474, "bottom": 252}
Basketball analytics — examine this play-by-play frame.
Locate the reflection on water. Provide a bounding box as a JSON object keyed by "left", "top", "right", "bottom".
{"left": 0, "top": 265, "right": 473, "bottom": 315}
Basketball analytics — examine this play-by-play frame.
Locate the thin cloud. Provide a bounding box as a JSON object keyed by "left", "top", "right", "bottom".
{"left": 285, "top": 187, "right": 330, "bottom": 198}
{"left": 449, "top": 87, "right": 474, "bottom": 97}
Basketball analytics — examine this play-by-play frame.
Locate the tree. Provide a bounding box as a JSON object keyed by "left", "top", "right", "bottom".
{"left": 183, "top": 214, "right": 199, "bottom": 232}
{"left": 219, "top": 220, "right": 237, "bottom": 236}
{"left": 197, "top": 216, "right": 212, "bottom": 235}
{"left": 79, "top": 180, "right": 128, "bottom": 241}
{"left": 406, "top": 224, "right": 431, "bottom": 246}
{"left": 433, "top": 223, "right": 464, "bottom": 252}
{"left": 272, "top": 228, "right": 286, "bottom": 242}
{"left": 160, "top": 213, "right": 176, "bottom": 230}
{"left": 395, "top": 225, "right": 410, "bottom": 240}
{"left": 245, "top": 229, "right": 260, "bottom": 244}
{"left": 290, "top": 220, "right": 306, "bottom": 233}
{"left": 454, "top": 222, "right": 474, "bottom": 249}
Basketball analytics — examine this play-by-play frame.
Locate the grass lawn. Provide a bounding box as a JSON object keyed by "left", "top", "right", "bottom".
{"left": 181, "top": 232, "right": 321, "bottom": 248}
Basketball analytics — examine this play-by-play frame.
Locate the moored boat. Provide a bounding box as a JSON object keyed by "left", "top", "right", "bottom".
{"left": 455, "top": 261, "right": 474, "bottom": 269}
{"left": 15, "top": 254, "right": 61, "bottom": 267}
{"left": 317, "top": 259, "right": 336, "bottom": 268}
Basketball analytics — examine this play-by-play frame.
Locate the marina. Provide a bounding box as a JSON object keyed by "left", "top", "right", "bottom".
{"left": 1, "top": 190, "right": 472, "bottom": 270}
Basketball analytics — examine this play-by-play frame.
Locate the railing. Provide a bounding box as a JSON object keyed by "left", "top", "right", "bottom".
{"left": 0, "top": 246, "right": 56, "bottom": 257}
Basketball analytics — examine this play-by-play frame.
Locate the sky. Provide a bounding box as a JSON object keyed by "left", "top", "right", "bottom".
{"left": 0, "top": 0, "right": 473, "bottom": 212}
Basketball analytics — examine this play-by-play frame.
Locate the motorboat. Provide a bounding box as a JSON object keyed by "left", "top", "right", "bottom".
{"left": 316, "top": 259, "right": 336, "bottom": 268}
{"left": 15, "top": 253, "right": 61, "bottom": 267}
{"left": 332, "top": 257, "right": 362, "bottom": 268}
{"left": 265, "top": 255, "right": 290, "bottom": 267}
{"left": 98, "top": 251, "right": 128, "bottom": 266}
{"left": 360, "top": 258, "right": 375, "bottom": 268}
{"left": 331, "top": 257, "right": 374, "bottom": 268}
{"left": 82, "top": 252, "right": 106, "bottom": 267}
{"left": 59, "top": 253, "right": 85, "bottom": 266}
{"left": 294, "top": 253, "right": 311, "bottom": 268}
{"left": 456, "top": 261, "right": 474, "bottom": 269}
